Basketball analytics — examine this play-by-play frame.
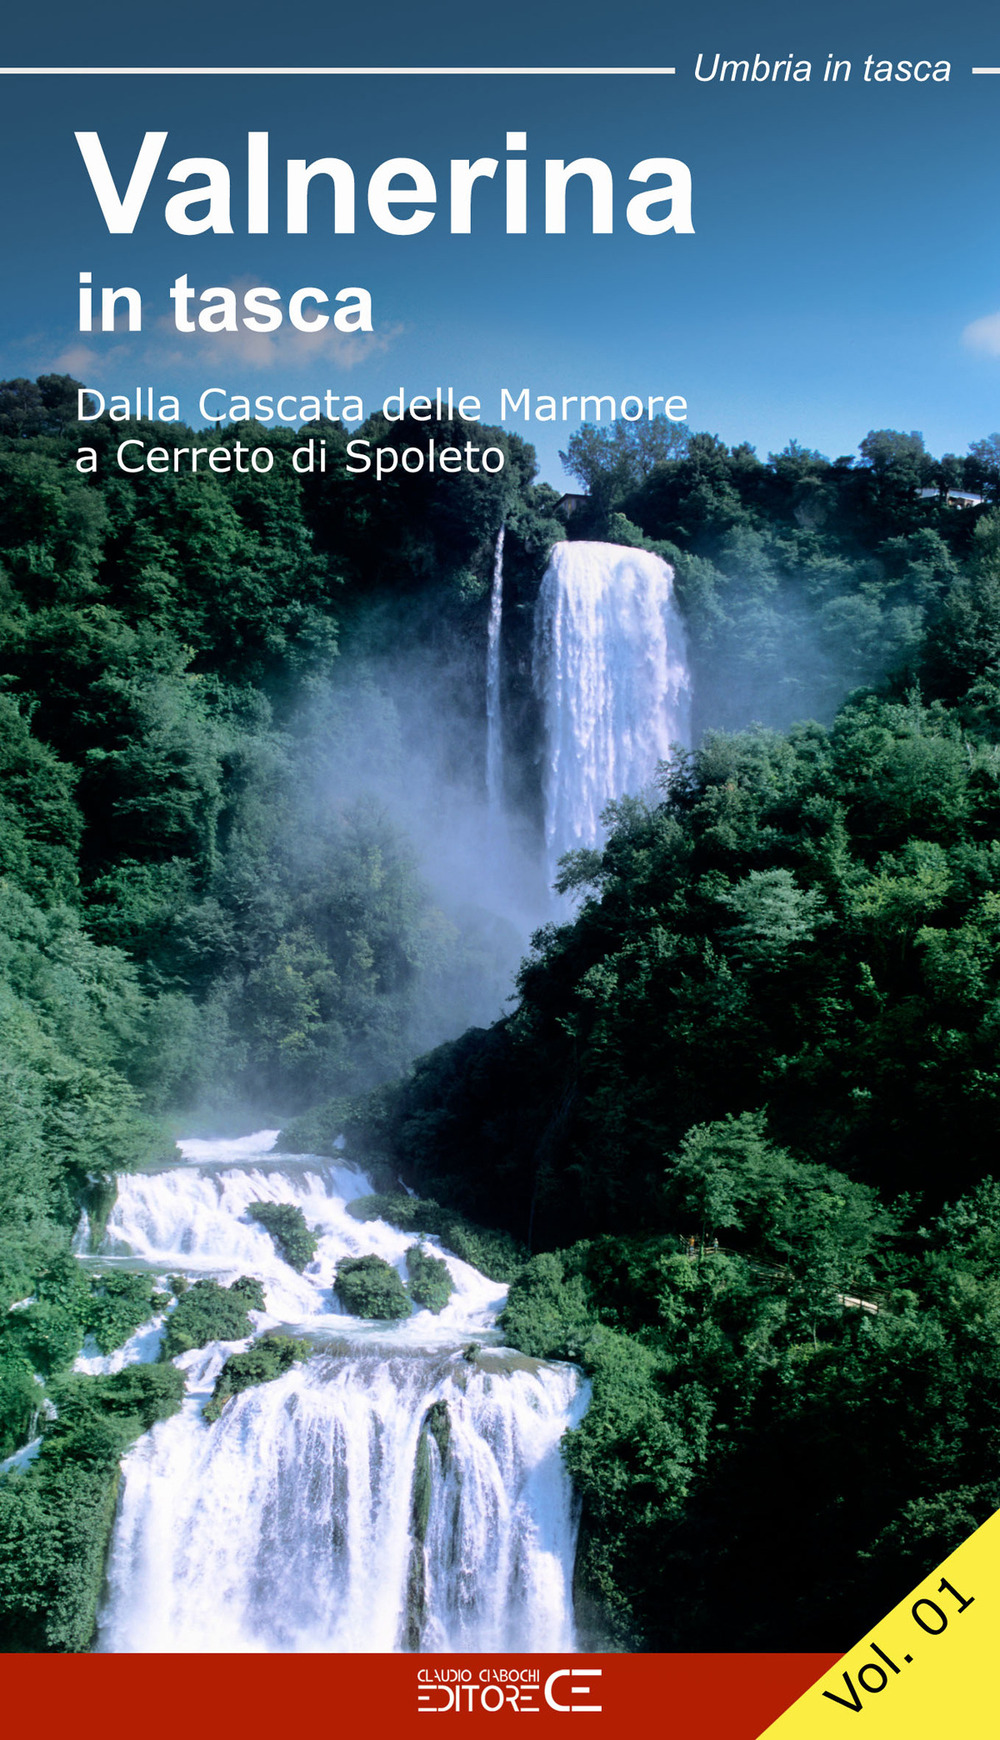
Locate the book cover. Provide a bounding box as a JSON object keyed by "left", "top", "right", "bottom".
{"left": 0, "top": 2, "right": 996, "bottom": 1732}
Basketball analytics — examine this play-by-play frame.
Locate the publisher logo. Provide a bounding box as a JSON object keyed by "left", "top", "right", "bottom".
{"left": 544, "top": 1669, "right": 603, "bottom": 1712}
{"left": 417, "top": 1665, "right": 603, "bottom": 1715}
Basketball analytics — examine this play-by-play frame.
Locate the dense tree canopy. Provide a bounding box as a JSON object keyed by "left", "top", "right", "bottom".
{"left": 3, "top": 376, "right": 1000, "bottom": 1651}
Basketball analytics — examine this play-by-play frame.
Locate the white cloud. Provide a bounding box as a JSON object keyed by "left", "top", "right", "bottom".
{"left": 12, "top": 280, "right": 405, "bottom": 386}
{"left": 963, "top": 311, "right": 1000, "bottom": 357}
{"left": 52, "top": 342, "right": 135, "bottom": 374}
{"left": 143, "top": 309, "right": 403, "bottom": 371}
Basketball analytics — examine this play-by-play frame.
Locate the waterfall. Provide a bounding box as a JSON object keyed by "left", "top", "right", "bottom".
{"left": 485, "top": 524, "right": 506, "bottom": 818}
{"left": 533, "top": 540, "right": 691, "bottom": 890}
{"left": 90, "top": 1132, "right": 587, "bottom": 1653}
{"left": 100, "top": 1349, "right": 582, "bottom": 1653}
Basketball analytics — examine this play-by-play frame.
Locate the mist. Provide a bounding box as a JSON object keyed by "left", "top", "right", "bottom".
{"left": 291, "top": 637, "right": 551, "bottom": 1051}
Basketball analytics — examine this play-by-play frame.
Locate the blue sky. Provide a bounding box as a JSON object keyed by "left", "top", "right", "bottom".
{"left": 2, "top": 0, "right": 999, "bottom": 483}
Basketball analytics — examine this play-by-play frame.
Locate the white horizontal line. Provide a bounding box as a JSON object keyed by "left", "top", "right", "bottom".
{"left": 0, "top": 65, "right": 677, "bottom": 76}
{"left": 972, "top": 66, "right": 1000, "bottom": 73}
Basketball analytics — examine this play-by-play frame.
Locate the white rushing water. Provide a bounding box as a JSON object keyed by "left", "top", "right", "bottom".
{"left": 485, "top": 523, "right": 506, "bottom": 819}
{"left": 92, "top": 1130, "right": 587, "bottom": 1653}
{"left": 533, "top": 540, "right": 692, "bottom": 889}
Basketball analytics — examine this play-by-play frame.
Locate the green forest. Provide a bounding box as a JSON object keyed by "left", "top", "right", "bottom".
{"left": 3, "top": 373, "right": 1000, "bottom": 1650}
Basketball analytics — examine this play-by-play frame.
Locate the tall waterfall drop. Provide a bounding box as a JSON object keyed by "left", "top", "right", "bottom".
{"left": 485, "top": 524, "right": 505, "bottom": 818}
{"left": 87, "top": 1133, "right": 587, "bottom": 1653}
{"left": 533, "top": 540, "right": 691, "bottom": 889}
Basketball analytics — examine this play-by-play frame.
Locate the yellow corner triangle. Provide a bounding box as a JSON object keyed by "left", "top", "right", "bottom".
{"left": 757, "top": 1507, "right": 1000, "bottom": 1736}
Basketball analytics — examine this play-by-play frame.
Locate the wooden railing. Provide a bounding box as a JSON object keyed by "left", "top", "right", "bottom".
{"left": 674, "top": 1235, "right": 885, "bottom": 1313}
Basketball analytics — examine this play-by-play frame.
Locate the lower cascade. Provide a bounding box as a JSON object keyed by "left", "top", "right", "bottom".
{"left": 89, "top": 1132, "right": 587, "bottom": 1653}
{"left": 533, "top": 539, "right": 692, "bottom": 888}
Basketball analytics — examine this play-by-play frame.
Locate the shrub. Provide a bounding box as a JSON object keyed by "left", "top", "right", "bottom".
{"left": 347, "top": 1191, "right": 426, "bottom": 1232}
{"left": 3, "top": 1300, "right": 83, "bottom": 1379}
{"left": 275, "top": 1097, "right": 353, "bottom": 1157}
{"left": 0, "top": 1365, "right": 185, "bottom": 1651}
{"left": 405, "top": 1244, "right": 453, "bottom": 1314}
{"left": 228, "top": 1274, "right": 266, "bottom": 1310}
{"left": 86, "top": 1270, "right": 162, "bottom": 1355}
{"left": 276, "top": 1087, "right": 399, "bottom": 1176}
{"left": 0, "top": 1351, "right": 40, "bottom": 1461}
{"left": 500, "top": 1251, "right": 595, "bottom": 1361}
{"left": 334, "top": 1255, "right": 411, "bottom": 1320}
{"left": 0, "top": 1461, "right": 122, "bottom": 1651}
{"left": 48, "top": 1365, "right": 187, "bottom": 1460}
{"left": 346, "top": 1193, "right": 526, "bottom": 1282}
{"left": 160, "top": 1278, "right": 258, "bottom": 1359}
{"left": 246, "top": 1201, "right": 317, "bottom": 1272}
{"left": 203, "top": 1332, "right": 310, "bottom": 1423}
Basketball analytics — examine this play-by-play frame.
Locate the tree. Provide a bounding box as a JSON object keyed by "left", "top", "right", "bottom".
{"left": 0, "top": 375, "right": 91, "bottom": 440}
{"left": 560, "top": 416, "right": 691, "bottom": 512}
{"left": 858, "top": 429, "right": 933, "bottom": 499}
{"left": 965, "top": 434, "right": 1000, "bottom": 501}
